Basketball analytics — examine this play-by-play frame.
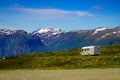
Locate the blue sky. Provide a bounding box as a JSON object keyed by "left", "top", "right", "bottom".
{"left": 0, "top": 0, "right": 120, "bottom": 32}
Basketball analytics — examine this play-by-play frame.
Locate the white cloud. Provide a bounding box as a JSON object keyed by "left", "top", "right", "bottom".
{"left": 73, "top": 11, "right": 94, "bottom": 16}
{"left": 11, "top": 7, "right": 95, "bottom": 17}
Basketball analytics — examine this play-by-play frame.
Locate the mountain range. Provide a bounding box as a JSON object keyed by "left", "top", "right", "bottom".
{"left": 0, "top": 26, "right": 120, "bottom": 56}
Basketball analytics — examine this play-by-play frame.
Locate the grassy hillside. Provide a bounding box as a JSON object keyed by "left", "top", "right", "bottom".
{"left": 0, "top": 43, "right": 120, "bottom": 70}
{"left": 101, "top": 42, "right": 120, "bottom": 56}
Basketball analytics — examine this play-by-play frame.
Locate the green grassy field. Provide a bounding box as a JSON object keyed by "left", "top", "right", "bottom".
{"left": 0, "top": 43, "right": 120, "bottom": 70}
{"left": 0, "top": 52, "right": 120, "bottom": 69}
{"left": 0, "top": 69, "right": 120, "bottom": 80}
{"left": 1, "top": 56, "right": 120, "bottom": 70}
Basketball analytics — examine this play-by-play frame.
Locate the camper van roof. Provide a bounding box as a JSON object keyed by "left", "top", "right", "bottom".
{"left": 82, "top": 46, "right": 94, "bottom": 49}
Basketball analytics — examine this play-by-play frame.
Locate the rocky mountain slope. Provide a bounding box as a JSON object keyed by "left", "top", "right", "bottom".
{"left": 32, "top": 26, "right": 120, "bottom": 50}
{"left": 0, "top": 29, "right": 47, "bottom": 56}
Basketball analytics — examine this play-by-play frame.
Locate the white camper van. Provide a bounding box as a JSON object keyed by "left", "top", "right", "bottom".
{"left": 80, "top": 46, "right": 100, "bottom": 56}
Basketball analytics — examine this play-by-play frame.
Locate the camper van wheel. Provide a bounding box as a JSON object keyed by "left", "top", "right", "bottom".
{"left": 88, "top": 54, "right": 90, "bottom": 56}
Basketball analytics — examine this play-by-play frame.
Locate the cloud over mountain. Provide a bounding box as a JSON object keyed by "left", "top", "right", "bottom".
{"left": 11, "top": 7, "right": 95, "bottom": 16}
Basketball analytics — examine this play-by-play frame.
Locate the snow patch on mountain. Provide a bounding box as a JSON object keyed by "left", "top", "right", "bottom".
{"left": 0, "top": 29, "right": 28, "bottom": 35}
{"left": 101, "top": 33, "right": 110, "bottom": 38}
{"left": 37, "top": 28, "right": 61, "bottom": 34}
{"left": 38, "top": 28, "right": 50, "bottom": 33}
{"left": 92, "top": 27, "right": 107, "bottom": 35}
{"left": 113, "top": 31, "right": 117, "bottom": 34}
{"left": 0, "top": 29, "right": 13, "bottom": 35}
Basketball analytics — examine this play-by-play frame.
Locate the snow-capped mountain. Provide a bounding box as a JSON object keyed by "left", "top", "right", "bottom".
{"left": 0, "top": 29, "right": 28, "bottom": 35}
{"left": 32, "top": 26, "right": 120, "bottom": 50}
{"left": 32, "top": 28, "right": 63, "bottom": 35}
{"left": 0, "top": 29, "right": 48, "bottom": 56}
{"left": 0, "top": 29, "right": 13, "bottom": 35}
{"left": 32, "top": 28, "right": 66, "bottom": 41}
{"left": 32, "top": 28, "right": 89, "bottom": 40}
